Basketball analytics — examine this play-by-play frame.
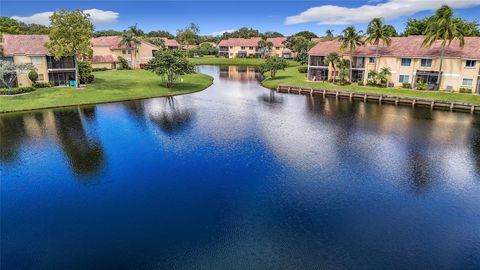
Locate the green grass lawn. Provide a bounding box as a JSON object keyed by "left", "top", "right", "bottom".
{"left": 188, "top": 56, "right": 300, "bottom": 67}
{"left": 0, "top": 69, "right": 213, "bottom": 113}
{"left": 262, "top": 67, "right": 480, "bottom": 104}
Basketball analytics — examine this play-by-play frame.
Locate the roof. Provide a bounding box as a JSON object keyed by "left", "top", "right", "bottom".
{"left": 2, "top": 34, "right": 49, "bottom": 56}
{"left": 309, "top": 36, "right": 480, "bottom": 59}
{"left": 218, "top": 37, "right": 262, "bottom": 47}
{"left": 184, "top": 45, "right": 198, "bottom": 50}
{"left": 91, "top": 36, "right": 125, "bottom": 49}
{"left": 162, "top": 38, "right": 181, "bottom": 47}
{"left": 92, "top": 55, "right": 115, "bottom": 64}
{"left": 267, "top": 37, "right": 286, "bottom": 47}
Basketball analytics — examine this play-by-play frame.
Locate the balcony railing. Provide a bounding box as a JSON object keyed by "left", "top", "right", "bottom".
{"left": 309, "top": 56, "right": 328, "bottom": 67}
{"left": 47, "top": 56, "right": 75, "bottom": 69}
{"left": 219, "top": 47, "right": 229, "bottom": 52}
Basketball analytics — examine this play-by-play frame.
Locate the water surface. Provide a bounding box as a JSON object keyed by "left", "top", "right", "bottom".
{"left": 1, "top": 65, "right": 480, "bottom": 269}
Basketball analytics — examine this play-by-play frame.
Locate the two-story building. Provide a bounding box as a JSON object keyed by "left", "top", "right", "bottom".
{"left": 2, "top": 34, "right": 77, "bottom": 87}
{"left": 308, "top": 36, "right": 480, "bottom": 93}
{"left": 91, "top": 36, "right": 164, "bottom": 69}
{"left": 218, "top": 37, "right": 294, "bottom": 58}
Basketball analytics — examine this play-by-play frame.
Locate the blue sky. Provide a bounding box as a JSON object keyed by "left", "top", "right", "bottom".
{"left": 2, "top": 1, "right": 480, "bottom": 36}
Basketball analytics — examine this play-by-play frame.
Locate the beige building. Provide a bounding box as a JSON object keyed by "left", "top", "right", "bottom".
{"left": 308, "top": 36, "right": 480, "bottom": 93}
{"left": 91, "top": 36, "right": 170, "bottom": 69}
{"left": 218, "top": 37, "right": 294, "bottom": 58}
{"left": 1, "top": 34, "right": 77, "bottom": 87}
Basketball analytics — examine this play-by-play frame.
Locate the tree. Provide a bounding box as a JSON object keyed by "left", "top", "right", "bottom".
{"left": 403, "top": 16, "right": 479, "bottom": 36}
{"left": 403, "top": 18, "right": 430, "bottom": 36}
{"left": 176, "top": 23, "right": 200, "bottom": 45}
{"left": 260, "top": 56, "right": 288, "bottom": 79}
{"left": 378, "top": 67, "right": 392, "bottom": 86}
{"left": 339, "top": 26, "right": 363, "bottom": 82}
{"left": 146, "top": 30, "right": 175, "bottom": 39}
{"left": 422, "top": 5, "right": 465, "bottom": 90}
{"left": 384, "top": 25, "right": 399, "bottom": 37}
{"left": 0, "top": 17, "right": 50, "bottom": 35}
{"left": 45, "top": 10, "right": 93, "bottom": 88}
{"left": 145, "top": 37, "right": 166, "bottom": 49}
{"left": 0, "top": 60, "right": 35, "bottom": 88}
{"left": 120, "top": 24, "right": 142, "bottom": 69}
{"left": 221, "top": 27, "right": 260, "bottom": 39}
{"left": 336, "top": 59, "right": 350, "bottom": 85}
{"left": 365, "top": 18, "right": 393, "bottom": 72}
{"left": 325, "top": 29, "right": 335, "bottom": 40}
{"left": 262, "top": 31, "right": 284, "bottom": 38}
{"left": 28, "top": 70, "right": 39, "bottom": 84}
{"left": 146, "top": 49, "right": 194, "bottom": 88}
{"left": 367, "top": 70, "right": 378, "bottom": 85}
{"left": 294, "top": 31, "right": 318, "bottom": 40}
{"left": 78, "top": 60, "right": 94, "bottom": 84}
{"left": 282, "top": 36, "right": 316, "bottom": 64}
{"left": 93, "top": 29, "right": 122, "bottom": 37}
{"left": 257, "top": 38, "right": 273, "bottom": 58}
{"left": 323, "top": 52, "right": 340, "bottom": 83}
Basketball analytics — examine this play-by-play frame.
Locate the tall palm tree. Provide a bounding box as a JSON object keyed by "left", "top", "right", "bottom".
{"left": 323, "top": 52, "right": 340, "bottom": 83}
{"left": 422, "top": 5, "right": 465, "bottom": 90}
{"left": 120, "top": 24, "right": 143, "bottom": 68}
{"left": 339, "top": 26, "right": 363, "bottom": 82}
{"left": 365, "top": 18, "right": 392, "bottom": 72}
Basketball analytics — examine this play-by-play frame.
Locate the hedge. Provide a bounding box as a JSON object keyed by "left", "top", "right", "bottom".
{"left": 0, "top": 87, "right": 36, "bottom": 95}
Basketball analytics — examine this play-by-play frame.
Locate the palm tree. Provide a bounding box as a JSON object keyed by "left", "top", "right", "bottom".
{"left": 339, "top": 26, "right": 363, "bottom": 82}
{"left": 365, "top": 18, "right": 392, "bottom": 72}
{"left": 323, "top": 52, "right": 340, "bottom": 83}
{"left": 257, "top": 38, "right": 273, "bottom": 58}
{"left": 422, "top": 5, "right": 465, "bottom": 90}
{"left": 337, "top": 58, "right": 350, "bottom": 85}
{"left": 120, "top": 24, "right": 143, "bottom": 68}
{"left": 325, "top": 29, "right": 335, "bottom": 40}
{"left": 378, "top": 67, "right": 392, "bottom": 86}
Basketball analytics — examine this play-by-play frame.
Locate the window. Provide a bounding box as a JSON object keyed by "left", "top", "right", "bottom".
{"left": 127, "top": 50, "right": 131, "bottom": 55}
{"left": 462, "top": 78, "right": 473, "bottom": 86}
{"left": 399, "top": 75, "right": 410, "bottom": 83}
{"left": 122, "top": 49, "right": 126, "bottom": 54}
{"left": 276, "top": 47, "right": 280, "bottom": 50}
{"left": 401, "top": 58, "right": 411, "bottom": 67}
{"left": 249, "top": 47, "right": 253, "bottom": 50}
{"left": 465, "top": 60, "right": 476, "bottom": 68}
{"left": 241, "top": 46, "right": 245, "bottom": 50}
{"left": 31, "top": 56, "right": 42, "bottom": 64}
{"left": 369, "top": 57, "right": 376, "bottom": 64}
{"left": 38, "top": 74, "right": 44, "bottom": 81}
{"left": 421, "top": 59, "right": 432, "bottom": 67}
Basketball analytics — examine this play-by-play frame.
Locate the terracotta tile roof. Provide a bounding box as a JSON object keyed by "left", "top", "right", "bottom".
{"left": 162, "top": 38, "right": 181, "bottom": 47}
{"left": 218, "top": 37, "right": 262, "bottom": 47}
{"left": 184, "top": 45, "right": 198, "bottom": 50}
{"left": 2, "top": 34, "right": 49, "bottom": 56}
{"left": 267, "top": 37, "right": 286, "bottom": 47}
{"left": 92, "top": 55, "right": 115, "bottom": 64}
{"left": 91, "top": 36, "right": 123, "bottom": 49}
{"left": 309, "top": 36, "right": 480, "bottom": 59}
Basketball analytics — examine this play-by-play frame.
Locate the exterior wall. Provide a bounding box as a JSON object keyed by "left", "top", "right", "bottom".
{"left": 137, "top": 42, "right": 158, "bottom": 65}
{"left": 92, "top": 46, "right": 112, "bottom": 58}
{"left": 13, "top": 55, "right": 48, "bottom": 87}
{"left": 92, "top": 63, "right": 114, "bottom": 69}
{"left": 219, "top": 45, "right": 295, "bottom": 58}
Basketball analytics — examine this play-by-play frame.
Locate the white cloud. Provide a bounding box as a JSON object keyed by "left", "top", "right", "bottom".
{"left": 286, "top": 0, "right": 480, "bottom": 25}
{"left": 11, "top": 9, "right": 119, "bottom": 26}
{"left": 207, "top": 29, "right": 235, "bottom": 36}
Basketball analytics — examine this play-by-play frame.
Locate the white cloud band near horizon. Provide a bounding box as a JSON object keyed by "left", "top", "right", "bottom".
{"left": 11, "top": 9, "right": 119, "bottom": 26}
{"left": 286, "top": 0, "right": 480, "bottom": 25}
{"left": 207, "top": 29, "right": 235, "bottom": 36}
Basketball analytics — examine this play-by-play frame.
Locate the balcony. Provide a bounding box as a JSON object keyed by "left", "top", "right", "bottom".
{"left": 351, "top": 57, "right": 365, "bottom": 69}
{"left": 219, "top": 46, "right": 229, "bottom": 52}
{"left": 46, "top": 56, "right": 75, "bottom": 70}
{"left": 309, "top": 56, "right": 327, "bottom": 67}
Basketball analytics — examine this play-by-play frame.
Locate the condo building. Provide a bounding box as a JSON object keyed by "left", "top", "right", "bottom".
{"left": 307, "top": 36, "right": 480, "bottom": 93}
{"left": 218, "top": 37, "right": 295, "bottom": 58}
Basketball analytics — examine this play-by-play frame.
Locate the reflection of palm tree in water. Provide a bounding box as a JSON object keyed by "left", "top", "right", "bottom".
{"left": 149, "top": 97, "right": 195, "bottom": 133}
{"left": 54, "top": 108, "right": 105, "bottom": 178}
{"left": 257, "top": 90, "right": 284, "bottom": 105}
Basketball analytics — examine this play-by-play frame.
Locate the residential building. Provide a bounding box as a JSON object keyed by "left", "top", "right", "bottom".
{"left": 91, "top": 36, "right": 161, "bottom": 69}
{"left": 308, "top": 36, "right": 480, "bottom": 93}
{"left": 1, "top": 34, "right": 77, "bottom": 87}
{"left": 161, "top": 38, "right": 182, "bottom": 50}
{"left": 218, "top": 37, "right": 294, "bottom": 58}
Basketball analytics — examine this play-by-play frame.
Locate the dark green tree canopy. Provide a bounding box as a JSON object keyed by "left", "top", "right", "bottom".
{"left": 293, "top": 31, "right": 318, "bottom": 40}
{"left": 0, "top": 16, "right": 50, "bottom": 34}
{"left": 93, "top": 29, "right": 122, "bottom": 37}
{"left": 403, "top": 14, "right": 479, "bottom": 36}
{"left": 146, "top": 30, "right": 175, "bottom": 39}
{"left": 260, "top": 56, "right": 288, "bottom": 79}
{"left": 146, "top": 50, "right": 195, "bottom": 88}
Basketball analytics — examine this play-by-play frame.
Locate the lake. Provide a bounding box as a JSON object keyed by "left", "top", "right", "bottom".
{"left": 1, "top": 65, "right": 480, "bottom": 269}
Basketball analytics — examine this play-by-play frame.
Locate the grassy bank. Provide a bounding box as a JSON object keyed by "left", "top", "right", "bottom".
{"left": 0, "top": 70, "right": 213, "bottom": 113}
{"left": 262, "top": 67, "right": 480, "bottom": 104}
{"left": 188, "top": 56, "right": 300, "bottom": 67}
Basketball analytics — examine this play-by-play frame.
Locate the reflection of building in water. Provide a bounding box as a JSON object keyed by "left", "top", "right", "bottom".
{"left": 0, "top": 108, "right": 105, "bottom": 178}
{"left": 219, "top": 66, "right": 260, "bottom": 81}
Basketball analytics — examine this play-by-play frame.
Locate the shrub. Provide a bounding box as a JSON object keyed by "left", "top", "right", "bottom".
{"left": 416, "top": 81, "right": 427, "bottom": 90}
{"left": 118, "top": 56, "right": 130, "bottom": 70}
{"left": 33, "top": 82, "right": 52, "bottom": 88}
{"left": 0, "top": 87, "right": 36, "bottom": 95}
{"left": 139, "top": 63, "right": 149, "bottom": 69}
{"left": 28, "top": 70, "right": 39, "bottom": 83}
{"left": 78, "top": 61, "right": 94, "bottom": 84}
{"left": 357, "top": 81, "right": 364, "bottom": 86}
{"left": 459, "top": 87, "right": 472, "bottom": 93}
{"left": 93, "top": 67, "right": 109, "bottom": 72}
{"left": 297, "top": 66, "right": 308, "bottom": 73}
{"left": 402, "top": 82, "right": 412, "bottom": 89}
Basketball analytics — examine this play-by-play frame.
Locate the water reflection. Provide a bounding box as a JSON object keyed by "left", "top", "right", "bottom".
{"left": 147, "top": 97, "right": 195, "bottom": 133}
{"left": 219, "top": 65, "right": 261, "bottom": 81}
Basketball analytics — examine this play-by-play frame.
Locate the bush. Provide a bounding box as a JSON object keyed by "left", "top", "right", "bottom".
{"left": 297, "top": 66, "right": 308, "bottom": 73}
{"left": 459, "top": 87, "right": 472, "bottom": 93}
{"left": 28, "top": 70, "right": 39, "bottom": 83}
{"left": 93, "top": 67, "right": 109, "bottom": 72}
{"left": 78, "top": 61, "right": 94, "bottom": 84}
{"left": 402, "top": 82, "right": 412, "bottom": 89}
{"left": 0, "top": 87, "right": 36, "bottom": 95}
{"left": 33, "top": 82, "right": 52, "bottom": 88}
{"left": 118, "top": 56, "right": 131, "bottom": 70}
{"left": 416, "top": 81, "right": 427, "bottom": 90}
{"left": 139, "top": 63, "right": 149, "bottom": 69}
{"left": 357, "top": 81, "right": 364, "bottom": 86}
